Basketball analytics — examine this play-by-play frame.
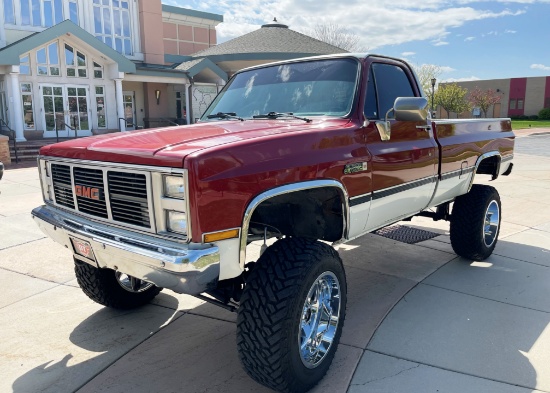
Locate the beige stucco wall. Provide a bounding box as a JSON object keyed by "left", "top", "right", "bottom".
{"left": 524, "top": 77, "right": 546, "bottom": 116}
{"left": 451, "top": 79, "right": 510, "bottom": 118}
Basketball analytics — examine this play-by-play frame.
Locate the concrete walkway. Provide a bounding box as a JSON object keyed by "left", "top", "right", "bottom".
{"left": 1, "top": 133, "right": 549, "bottom": 393}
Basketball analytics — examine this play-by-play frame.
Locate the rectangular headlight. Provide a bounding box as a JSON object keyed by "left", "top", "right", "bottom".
{"left": 166, "top": 210, "right": 187, "bottom": 234}
{"left": 164, "top": 175, "right": 185, "bottom": 199}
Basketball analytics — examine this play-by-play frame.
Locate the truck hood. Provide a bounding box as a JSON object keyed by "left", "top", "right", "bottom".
{"left": 40, "top": 119, "right": 351, "bottom": 167}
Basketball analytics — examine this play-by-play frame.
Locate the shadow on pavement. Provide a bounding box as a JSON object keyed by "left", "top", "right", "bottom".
{"left": 12, "top": 237, "right": 550, "bottom": 393}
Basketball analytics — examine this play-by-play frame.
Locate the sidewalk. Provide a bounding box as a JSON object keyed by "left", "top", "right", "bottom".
{"left": 0, "top": 135, "right": 549, "bottom": 393}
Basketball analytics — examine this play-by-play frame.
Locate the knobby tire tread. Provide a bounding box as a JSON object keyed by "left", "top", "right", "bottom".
{"left": 74, "top": 261, "right": 161, "bottom": 309}
{"left": 450, "top": 184, "right": 501, "bottom": 260}
{"left": 236, "top": 237, "right": 346, "bottom": 393}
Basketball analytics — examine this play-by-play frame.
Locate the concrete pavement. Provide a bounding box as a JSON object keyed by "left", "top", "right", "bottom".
{"left": 1, "top": 133, "right": 549, "bottom": 393}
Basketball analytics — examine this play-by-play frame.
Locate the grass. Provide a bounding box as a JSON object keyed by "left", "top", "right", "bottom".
{"left": 511, "top": 120, "right": 550, "bottom": 130}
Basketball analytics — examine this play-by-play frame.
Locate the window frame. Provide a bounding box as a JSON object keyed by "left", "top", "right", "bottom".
{"left": 36, "top": 41, "right": 60, "bottom": 77}
{"left": 20, "top": 82, "right": 36, "bottom": 130}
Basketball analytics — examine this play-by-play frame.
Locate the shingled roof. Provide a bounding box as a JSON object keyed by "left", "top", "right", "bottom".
{"left": 192, "top": 19, "right": 347, "bottom": 58}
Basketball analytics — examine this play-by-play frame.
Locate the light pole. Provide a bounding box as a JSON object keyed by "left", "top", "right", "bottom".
{"left": 431, "top": 77, "right": 436, "bottom": 117}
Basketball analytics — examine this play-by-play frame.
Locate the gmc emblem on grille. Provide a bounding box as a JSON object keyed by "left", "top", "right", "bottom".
{"left": 75, "top": 185, "right": 101, "bottom": 200}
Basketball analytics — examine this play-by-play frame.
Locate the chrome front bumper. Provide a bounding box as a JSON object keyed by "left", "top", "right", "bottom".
{"left": 31, "top": 205, "right": 220, "bottom": 295}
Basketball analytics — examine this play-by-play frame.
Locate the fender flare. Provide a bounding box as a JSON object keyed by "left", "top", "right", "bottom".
{"left": 239, "top": 180, "right": 350, "bottom": 267}
{"left": 468, "top": 151, "right": 501, "bottom": 192}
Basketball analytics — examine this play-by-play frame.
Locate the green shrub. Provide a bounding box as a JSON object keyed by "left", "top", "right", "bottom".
{"left": 519, "top": 115, "right": 528, "bottom": 120}
{"left": 539, "top": 108, "right": 550, "bottom": 120}
{"left": 529, "top": 115, "right": 539, "bottom": 120}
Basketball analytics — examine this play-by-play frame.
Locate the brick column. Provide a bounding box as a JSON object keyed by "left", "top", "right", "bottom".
{"left": 0, "top": 135, "right": 11, "bottom": 164}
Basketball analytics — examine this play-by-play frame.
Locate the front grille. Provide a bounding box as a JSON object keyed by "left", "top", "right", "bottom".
{"left": 50, "top": 163, "right": 152, "bottom": 230}
{"left": 74, "top": 167, "right": 108, "bottom": 218}
{"left": 51, "top": 164, "right": 74, "bottom": 209}
{"left": 108, "top": 171, "right": 150, "bottom": 228}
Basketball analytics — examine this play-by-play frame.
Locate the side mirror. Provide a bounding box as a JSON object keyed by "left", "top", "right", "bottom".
{"left": 393, "top": 97, "right": 429, "bottom": 122}
{"left": 376, "top": 97, "right": 429, "bottom": 141}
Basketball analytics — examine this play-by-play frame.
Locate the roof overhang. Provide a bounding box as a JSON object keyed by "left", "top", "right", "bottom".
{"left": 172, "top": 56, "right": 228, "bottom": 82}
{"left": 0, "top": 20, "right": 136, "bottom": 73}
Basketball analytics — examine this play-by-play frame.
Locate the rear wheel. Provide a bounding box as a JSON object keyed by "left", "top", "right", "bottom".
{"left": 237, "top": 237, "right": 347, "bottom": 393}
{"left": 74, "top": 260, "right": 161, "bottom": 309}
{"left": 450, "top": 184, "right": 501, "bottom": 260}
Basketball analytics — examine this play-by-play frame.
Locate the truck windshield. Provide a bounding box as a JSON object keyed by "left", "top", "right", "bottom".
{"left": 201, "top": 58, "right": 360, "bottom": 121}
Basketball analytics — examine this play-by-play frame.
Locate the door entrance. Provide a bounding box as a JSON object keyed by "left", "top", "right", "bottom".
{"left": 123, "top": 91, "right": 135, "bottom": 130}
{"left": 41, "top": 85, "right": 90, "bottom": 138}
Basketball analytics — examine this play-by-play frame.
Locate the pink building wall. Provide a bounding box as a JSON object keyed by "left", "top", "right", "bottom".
{"left": 138, "top": 1, "right": 165, "bottom": 64}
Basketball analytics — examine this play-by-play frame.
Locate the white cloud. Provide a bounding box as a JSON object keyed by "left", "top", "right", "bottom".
{"left": 531, "top": 64, "right": 550, "bottom": 71}
{"left": 401, "top": 51, "right": 416, "bottom": 56}
{"left": 173, "top": 0, "right": 530, "bottom": 50}
{"left": 443, "top": 76, "right": 481, "bottom": 82}
{"left": 505, "top": 29, "right": 517, "bottom": 33}
{"left": 440, "top": 66, "right": 457, "bottom": 73}
{"left": 465, "top": 36, "right": 475, "bottom": 41}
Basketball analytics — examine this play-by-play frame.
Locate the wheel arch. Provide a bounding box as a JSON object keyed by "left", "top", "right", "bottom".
{"left": 468, "top": 151, "right": 502, "bottom": 191}
{"left": 239, "top": 180, "right": 350, "bottom": 267}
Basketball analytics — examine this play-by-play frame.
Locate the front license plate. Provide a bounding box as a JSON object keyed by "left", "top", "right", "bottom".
{"left": 71, "top": 238, "right": 96, "bottom": 261}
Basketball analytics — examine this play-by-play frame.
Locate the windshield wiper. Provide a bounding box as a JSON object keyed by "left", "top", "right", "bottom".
{"left": 206, "top": 112, "right": 244, "bottom": 121}
{"left": 252, "top": 112, "right": 312, "bottom": 123}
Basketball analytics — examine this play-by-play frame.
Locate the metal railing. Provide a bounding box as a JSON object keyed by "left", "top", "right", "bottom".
{"left": 0, "top": 118, "right": 18, "bottom": 163}
{"left": 55, "top": 121, "right": 77, "bottom": 143}
{"left": 118, "top": 118, "right": 143, "bottom": 131}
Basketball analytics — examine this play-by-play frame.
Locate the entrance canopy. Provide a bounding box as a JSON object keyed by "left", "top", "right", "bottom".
{"left": 0, "top": 20, "right": 136, "bottom": 73}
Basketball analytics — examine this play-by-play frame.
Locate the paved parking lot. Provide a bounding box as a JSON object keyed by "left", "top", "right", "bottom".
{"left": 1, "top": 134, "right": 549, "bottom": 393}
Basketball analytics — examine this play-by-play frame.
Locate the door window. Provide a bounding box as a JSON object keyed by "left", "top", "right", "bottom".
{"left": 67, "top": 87, "right": 89, "bottom": 131}
{"left": 42, "top": 86, "right": 64, "bottom": 131}
{"left": 370, "top": 63, "right": 415, "bottom": 118}
{"left": 123, "top": 93, "right": 135, "bottom": 128}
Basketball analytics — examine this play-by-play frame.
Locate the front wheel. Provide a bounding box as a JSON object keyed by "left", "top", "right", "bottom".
{"left": 237, "top": 237, "right": 347, "bottom": 393}
{"left": 74, "top": 260, "right": 161, "bottom": 309}
{"left": 450, "top": 184, "right": 501, "bottom": 260}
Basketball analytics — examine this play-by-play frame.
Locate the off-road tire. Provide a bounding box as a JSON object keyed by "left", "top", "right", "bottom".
{"left": 74, "top": 260, "right": 161, "bottom": 309}
{"left": 237, "top": 237, "right": 347, "bottom": 393}
{"left": 450, "top": 184, "right": 501, "bottom": 260}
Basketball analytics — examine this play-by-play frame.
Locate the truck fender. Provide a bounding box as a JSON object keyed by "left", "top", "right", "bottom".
{"left": 239, "top": 180, "right": 350, "bottom": 268}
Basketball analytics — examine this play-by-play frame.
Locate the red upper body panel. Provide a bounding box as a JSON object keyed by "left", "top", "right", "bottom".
{"left": 39, "top": 55, "right": 514, "bottom": 242}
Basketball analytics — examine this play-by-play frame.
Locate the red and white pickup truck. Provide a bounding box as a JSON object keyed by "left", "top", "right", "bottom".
{"left": 32, "top": 54, "right": 514, "bottom": 392}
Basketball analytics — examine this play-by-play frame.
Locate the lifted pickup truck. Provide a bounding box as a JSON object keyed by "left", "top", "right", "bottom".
{"left": 32, "top": 53, "right": 514, "bottom": 392}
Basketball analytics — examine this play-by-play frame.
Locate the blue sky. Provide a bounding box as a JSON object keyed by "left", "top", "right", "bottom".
{"left": 164, "top": 0, "right": 550, "bottom": 82}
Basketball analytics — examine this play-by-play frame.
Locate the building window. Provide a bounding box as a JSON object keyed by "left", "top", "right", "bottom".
{"left": 21, "top": 0, "right": 41, "bottom": 26}
{"left": 65, "top": 44, "right": 87, "bottom": 77}
{"left": 43, "top": 0, "right": 63, "bottom": 27}
{"left": 3, "top": 0, "right": 15, "bottom": 23}
{"left": 545, "top": 97, "right": 550, "bottom": 109}
{"left": 93, "top": 0, "right": 133, "bottom": 55}
{"left": 20, "top": 55, "right": 31, "bottom": 75}
{"left": 36, "top": 42, "right": 60, "bottom": 76}
{"left": 21, "top": 83, "right": 35, "bottom": 129}
{"left": 93, "top": 62, "right": 103, "bottom": 78}
{"left": 95, "top": 86, "right": 107, "bottom": 128}
{"left": 69, "top": 0, "right": 78, "bottom": 24}
{"left": 509, "top": 99, "right": 516, "bottom": 110}
{"left": 517, "top": 99, "right": 524, "bottom": 110}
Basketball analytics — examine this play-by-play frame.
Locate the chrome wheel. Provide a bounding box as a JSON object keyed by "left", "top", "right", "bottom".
{"left": 298, "top": 271, "right": 341, "bottom": 369}
{"left": 483, "top": 200, "right": 500, "bottom": 247}
{"left": 115, "top": 272, "right": 154, "bottom": 293}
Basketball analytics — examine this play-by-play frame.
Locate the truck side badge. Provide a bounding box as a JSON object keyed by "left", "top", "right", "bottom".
{"left": 344, "top": 162, "right": 368, "bottom": 174}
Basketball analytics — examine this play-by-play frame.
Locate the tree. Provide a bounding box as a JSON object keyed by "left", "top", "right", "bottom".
{"left": 308, "top": 23, "right": 361, "bottom": 52}
{"left": 468, "top": 87, "right": 501, "bottom": 118}
{"left": 412, "top": 64, "right": 442, "bottom": 96}
{"left": 434, "top": 83, "right": 471, "bottom": 118}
